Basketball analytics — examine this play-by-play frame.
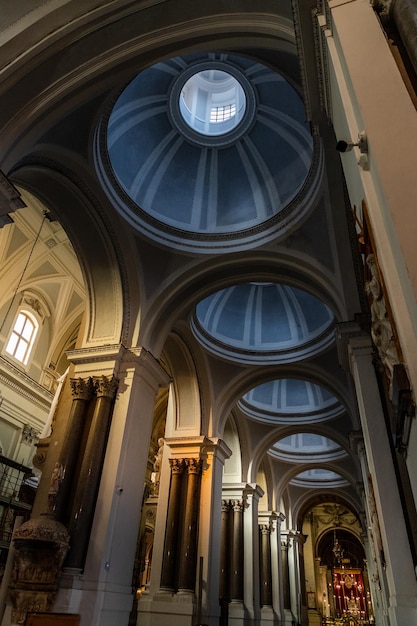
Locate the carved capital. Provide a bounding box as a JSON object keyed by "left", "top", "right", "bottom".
{"left": 231, "top": 499, "right": 244, "bottom": 513}
{"left": 169, "top": 458, "right": 185, "bottom": 474}
{"left": 93, "top": 375, "right": 119, "bottom": 398}
{"left": 185, "top": 458, "right": 202, "bottom": 475}
{"left": 21, "top": 424, "right": 39, "bottom": 446}
{"left": 70, "top": 377, "right": 94, "bottom": 400}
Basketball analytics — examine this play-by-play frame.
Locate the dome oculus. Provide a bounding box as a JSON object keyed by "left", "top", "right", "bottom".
{"left": 179, "top": 69, "right": 246, "bottom": 136}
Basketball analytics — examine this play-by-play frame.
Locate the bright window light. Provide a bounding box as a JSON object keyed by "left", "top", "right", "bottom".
{"left": 180, "top": 69, "right": 246, "bottom": 136}
{"left": 210, "top": 104, "right": 236, "bottom": 123}
{"left": 6, "top": 311, "right": 38, "bottom": 365}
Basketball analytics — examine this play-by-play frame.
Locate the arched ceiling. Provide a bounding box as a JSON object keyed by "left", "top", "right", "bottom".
{"left": 0, "top": 2, "right": 363, "bottom": 524}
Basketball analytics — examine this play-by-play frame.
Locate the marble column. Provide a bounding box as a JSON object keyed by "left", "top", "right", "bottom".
{"left": 65, "top": 375, "right": 119, "bottom": 571}
{"left": 160, "top": 458, "right": 185, "bottom": 591}
{"left": 196, "top": 438, "right": 231, "bottom": 626}
{"left": 288, "top": 531, "right": 305, "bottom": 625}
{"left": 338, "top": 324, "right": 417, "bottom": 625}
{"left": 219, "top": 500, "right": 230, "bottom": 602}
{"left": 259, "top": 523, "right": 272, "bottom": 607}
{"left": 281, "top": 537, "right": 291, "bottom": 611}
{"left": 270, "top": 513, "right": 285, "bottom": 621}
{"left": 139, "top": 437, "right": 231, "bottom": 626}
{"left": 243, "top": 484, "right": 263, "bottom": 622}
{"left": 230, "top": 499, "right": 244, "bottom": 603}
{"left": 54, "top": 377, "right": 94, "bottom": 521}
{"left": 55, "top": 345, "right": 171, "bottom": 626}
{"left": 177, "top": 458, "right": 203, "bottom": 592}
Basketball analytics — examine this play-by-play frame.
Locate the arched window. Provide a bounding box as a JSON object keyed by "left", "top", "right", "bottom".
{"left": 5, "top": 310, "right": 39, "bottom": 365}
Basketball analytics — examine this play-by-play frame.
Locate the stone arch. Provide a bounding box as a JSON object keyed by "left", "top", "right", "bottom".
{"left": 162, "top": 332, "right": 202, "bottom": 437}
{"left": 9, "top": 164, "right": 126, "bottom": 348}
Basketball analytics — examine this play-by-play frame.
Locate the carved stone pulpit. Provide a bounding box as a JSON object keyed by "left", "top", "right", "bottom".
{"left": 9, "top": 514, "right": 70, "bottom": 625}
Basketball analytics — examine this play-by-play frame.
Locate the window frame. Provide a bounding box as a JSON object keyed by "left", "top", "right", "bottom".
{"left": 5, "top": 309, "right": 39, "bottom": 366}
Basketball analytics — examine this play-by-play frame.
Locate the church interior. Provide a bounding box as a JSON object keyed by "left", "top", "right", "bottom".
{"left": 0, "top": 2, "right": 417, "bottom": 625}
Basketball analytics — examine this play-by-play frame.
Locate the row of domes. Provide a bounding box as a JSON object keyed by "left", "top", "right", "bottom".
{"left": 100, "top": 51, "right": 345, "bottom": 488}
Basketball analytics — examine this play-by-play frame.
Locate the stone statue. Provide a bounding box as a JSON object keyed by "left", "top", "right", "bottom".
{"left": 49, "top": 462, "right": 64, "bottom": 496}
{"left": 365, "top": 254, "right": 399, "bottom": 385}
{"left": 151, "top": 438, "right": 164, "bottom": 495}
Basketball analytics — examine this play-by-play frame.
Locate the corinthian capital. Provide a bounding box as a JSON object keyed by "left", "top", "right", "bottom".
{"left": 70, "top": 377, "right": 94, "bottom": 400}
{"left": 93, "top": 375, "right": 119, "bottom": 399}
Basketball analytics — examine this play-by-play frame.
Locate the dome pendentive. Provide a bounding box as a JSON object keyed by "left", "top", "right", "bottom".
{"left": 192, "top": 282, "right": 335, "bottom": 364}
{"left": 100, "top": 52, "right": 319, "bottom": 252}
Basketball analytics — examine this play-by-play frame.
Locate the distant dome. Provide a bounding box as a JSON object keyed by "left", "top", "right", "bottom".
{"left": 270, "top": 433, "right": 347, "bottom": 463}
{"left": 101, "top": 52, "right": 318, "bottom": 252}
{"left": 239, "top": 379, "right": 344, "bottom": 424}
{"left": 290, "top": 469, "right": 349, "bottom": 488}
{"left": 192, "top": 282, "right": 334, "bottom": 364}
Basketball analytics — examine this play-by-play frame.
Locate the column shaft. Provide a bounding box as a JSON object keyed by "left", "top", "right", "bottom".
{"left": 66, "top": 376, "right": 118, "bottom": 570}
{"left": 54, "top": 377, "right": 93, "bottom": 521}
{"left": 281, "top": 540, "right": 290, "bottom": 609}
{"left": 219, "top": 500, "right": 230, "bottom": 601}
{"left": 230, "top": 500, "right": 244, "bottom": 602}
{"left": 178, "top": 458, "right": 202, "bottom": 592}
{"left": 160, "top": 459, "right": 185, "bottom": 590}
{"left": 260, "top": 525, "right": 272, "bottom": 607}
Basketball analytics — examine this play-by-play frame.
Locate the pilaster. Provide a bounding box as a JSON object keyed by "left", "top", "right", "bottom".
{"left": 337, "top": 324, "right": 417, "bottom": 625}
{"left": 258, "top": 512, "right": 279, "bottom": 626}
{"left": 138, "top": 436, "right": 230, "bottom": 626}
{"left": 54, "top": 346, "right": 170, "bottom": 626}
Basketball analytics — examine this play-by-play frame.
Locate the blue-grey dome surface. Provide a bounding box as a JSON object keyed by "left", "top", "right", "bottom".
{"left": 105, "top": 52, "right": 314, "bottom": 247}
{"left": 192, "top": 282, "right": 334, "bottom": 363}
{"left": 239, "top": 379, "right": 344, "bottom": 424}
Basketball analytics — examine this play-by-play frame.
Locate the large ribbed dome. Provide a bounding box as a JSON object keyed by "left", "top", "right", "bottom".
{"left": 102, "top": 52, "right": 317, "bottom": 251}
{"left": 192, "top": 282, "right": 334, "bottom": 363}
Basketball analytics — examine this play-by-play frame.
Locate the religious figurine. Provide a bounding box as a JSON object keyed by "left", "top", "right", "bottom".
{"left": 49, "top": 462, "right": 64, "bottom": 496}
{"left": 365, "top": 254, "right": 399, "bottom": 385}
{"left": 151, "top": 438, "right": 164, "bottom": 495}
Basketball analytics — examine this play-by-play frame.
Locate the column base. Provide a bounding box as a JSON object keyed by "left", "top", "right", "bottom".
{"left": 282, "top": 608, "right": 296, "bottom": 625}
{"left": 137, "top": 590, "right": 195, "bottom": 626}
{"left": 307, "top": 609, "right": 322, "bottom": 625}
{"left": 228, "top": 600, "right": 249, "bottom": 626}
{"left": 260, "top": 604, "right": 279, "bottom": 625}
{"left": 53, "top": 581, "right": 134, "bottom": 626}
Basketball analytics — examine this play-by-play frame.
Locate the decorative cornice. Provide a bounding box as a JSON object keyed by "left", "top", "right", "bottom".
{"left": 291, "top": 0, "right": 312, "bottom": 120}
{"left": 312, "top": 5, "right": 332, "bottom": 120}
{"left": 0, "top": 356, "right": 53, "bottom": 410}
{"left": 66, "top": 343, "right": 125, "bottom": 365}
